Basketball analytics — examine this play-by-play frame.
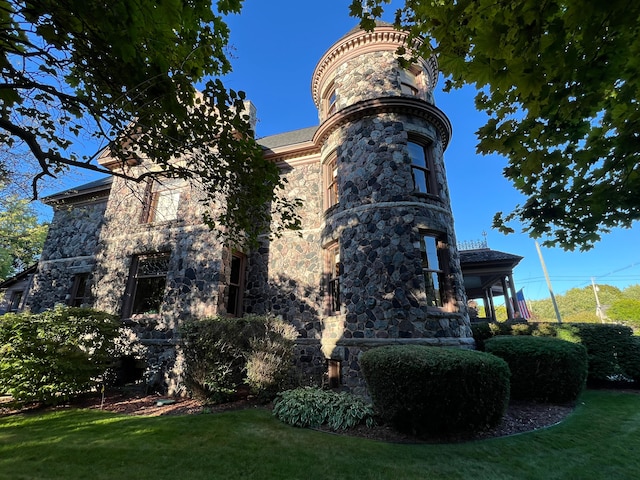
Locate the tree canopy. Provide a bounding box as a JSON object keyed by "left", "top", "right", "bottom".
{"left": 352, "top": 0, "right": 640, "bottom": 251}
{"left": 0, "top": 0, "right": 300, "bottom": 246}
{"left": 0, "top": 195, "right": 48, "bottom": 280}
{"left": 528, "top": 283, "right": 640, "bottom": 323}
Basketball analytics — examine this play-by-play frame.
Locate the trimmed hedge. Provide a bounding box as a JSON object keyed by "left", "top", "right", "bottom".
{"left": 472, "top": 321, "right": 640, "bottom": 384}
{"left": 485, "top": 336, "right": 587, "bottom": 402}
{"left": 361, "top": 345, "right": 510, "bottom": 436}
{"left": 556, "top": 323, "right": 640, "bottom": 383}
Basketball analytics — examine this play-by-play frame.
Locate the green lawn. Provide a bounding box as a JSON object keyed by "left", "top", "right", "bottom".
{"left": 1, "top": 390, "right": 639, "bottom": 480}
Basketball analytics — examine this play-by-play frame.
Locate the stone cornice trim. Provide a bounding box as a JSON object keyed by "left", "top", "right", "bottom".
{"left": 313, "top": 97, "right": 452, "bottom": 151}
{"left": 263, "top": 142, "right": 320, "bottom": 163}
{"left": 312, "top": 25, "right": 438, "bottom": 107}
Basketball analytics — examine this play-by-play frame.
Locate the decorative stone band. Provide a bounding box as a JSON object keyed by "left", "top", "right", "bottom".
{"left": 322, "top": 200, "right": 453, "bottom": 227}
{"left": 313, "top": 96, "right": 453, "bottom": 152}
{"left": 296, "top": 337, "right": 476, "bottom": 348}
{"left": 311, "top": 25, "right": 438, "bottom": 107}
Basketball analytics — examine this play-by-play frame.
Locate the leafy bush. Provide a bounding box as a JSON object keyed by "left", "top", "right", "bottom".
{"left": 485, "top": 336, "right": 587, "bottom": 402}
{"left": 246, "top": 316, "right": 298, "bottom": 400}
{"left": 0, "top": 306, "right": 120, "bottom": 405}
{"left": 470, "top": 322, "right": 492, "bottom": 351}
{"left": 273, "top": 387, "right": 375, "bottom": 430}
{"left": 181, "top": 314, "right": 296, "bottom": 403}
{"left": 361, "top": 345, "right": 510, "bottom": 436}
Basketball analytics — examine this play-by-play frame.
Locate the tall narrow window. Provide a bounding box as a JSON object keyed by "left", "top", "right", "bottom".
{"left": 421, "top": 235, "right": 444, "bottom": 307}
{"left": 399, "top": 68, "right": 420, "bottom": 96}
{"left": 123, "top": 253, "right": 170, "bottom": 318}
{"left": 324, "top": 154, "right": 339, "bottom": 210}
{"left": 69, "top": 273, "right": 91, "bottom": 307}
{"left": 8, "top": 291, "right": 23, "bottom": 312}
{"left": 324, "top": 81, "right": 337, "bottom": 117}
{"left": 226, "top": 252, "right": 245, "bottom": 317}
{"left": 327, "top": 243, "right": 341, "bottom": 314}
{"left": 142, "top": 178, "right": 182, "bottom": 223}
{"left": 408, "top": 141, "right": 436, "bottom": 194}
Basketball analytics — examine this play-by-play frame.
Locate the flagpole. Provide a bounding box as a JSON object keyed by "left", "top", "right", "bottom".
{"left": 535, "top": 241, "right": 562, "bottom": 323}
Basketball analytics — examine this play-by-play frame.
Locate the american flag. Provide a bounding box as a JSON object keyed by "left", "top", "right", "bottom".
{"left": 516, "top": 289, "right": 531, "bottom": 319}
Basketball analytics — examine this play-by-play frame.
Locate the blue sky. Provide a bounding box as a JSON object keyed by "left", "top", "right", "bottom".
{"left": 41, "top": 0, "right": 640, "bottom": 302}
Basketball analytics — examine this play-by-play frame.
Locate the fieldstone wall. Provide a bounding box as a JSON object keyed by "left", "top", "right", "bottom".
{"left": 332, "top": 50, "right": 434, "bottom": 114}
{"left": 312, "top": 31, "right": 472, "bottom": 392}
{"left": 27, "top": 197, "right": 108, "bottom": 312}
{"left": 245, "top": 160, "right": 328, "bottom": 380}
{"left": 89, "top": 174, "right": 229, "bottom": 394}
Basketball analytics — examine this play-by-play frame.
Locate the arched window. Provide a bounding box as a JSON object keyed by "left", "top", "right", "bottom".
{"left": 323, "top": 81, "right": 337, "bottom": 117}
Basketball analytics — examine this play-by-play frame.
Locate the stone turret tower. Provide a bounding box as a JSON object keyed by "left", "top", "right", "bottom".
{"left": 312, "top": 23, "right": 473, "bottom": 392}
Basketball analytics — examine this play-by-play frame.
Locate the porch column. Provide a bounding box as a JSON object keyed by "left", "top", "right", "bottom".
{"left": 502, "top": 276, "right": 515, "bottom": 319}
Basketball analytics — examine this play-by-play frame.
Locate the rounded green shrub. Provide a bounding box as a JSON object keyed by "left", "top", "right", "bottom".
{"left": 360, "top": 345, "right": 510, "bottom": 436}
{"left": 485, "top": 336, "right": 587, "bottom": 402}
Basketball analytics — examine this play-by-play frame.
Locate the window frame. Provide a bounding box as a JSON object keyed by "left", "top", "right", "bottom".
{"left": 122, "top": 252, "right": 171, "bottom": 318}
{"left": 141, "top": 178, "right": 182, "bottom": 224}
{"left": 68, "top": 273, "right": 91, "bottom": 307}
{"left": 419, "top": 233, "right": 455, "bottom": 311}
{"left": 225, "top": 251, "right": 246, "bottom": 317}
{"left": 323, "top": 80, "right": 337, "bottom": 117}
{"left": 325, "top": 242, "right": 341, "bottom": 315}
{"left": 407, "top": 139, "right": 437, "bottom": 195}
{"left": 8, "top": 290, "right": 23, "bottom": 312}
{"left": 399, "top": 66, "right": 421, "bottom": 96}
{"left": 323, "top": 152, "right": 339, "bottom": 210}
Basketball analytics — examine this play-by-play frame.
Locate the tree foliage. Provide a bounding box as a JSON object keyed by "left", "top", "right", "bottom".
{"left": 352, "top": 0, "right": 640, "bottom": 250}
{"left": 527, "top": 284, "right": 637, "bottom": 323}
{"left": 0, "top": 195, "right": 48, "bottom": 280}
{"left": 0, "top": 0, "right": 300, "bottom": 246}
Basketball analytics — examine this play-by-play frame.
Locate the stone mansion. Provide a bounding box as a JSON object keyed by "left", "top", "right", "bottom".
{"left": 1, "top": 23, "right": 526, "bottom": 394}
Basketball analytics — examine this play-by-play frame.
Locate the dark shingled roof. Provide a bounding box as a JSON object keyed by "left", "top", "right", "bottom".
{"left": 44, "top": 176, "right": 113, "bottom": 203}
{"left": 459, "top": 248, "right": 523, "bottom": 266}
{"left": 258, "top": 126, "right": 318, "bottom": 150}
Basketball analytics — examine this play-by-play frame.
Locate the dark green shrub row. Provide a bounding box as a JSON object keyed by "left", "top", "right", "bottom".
{"left": 556, "top": 324, "right": 640, "bottom": 383}
{"left": 361, "top": 345, "right": 510, "bottom": 436}
{"left": 273, "top": 387, "right": 375, "bottom": 430}
{"left": 0, "top": 306, "right": 121, "bottom": 405}
{"left": 485, "top": 336, "right": 588, "bottom": 402}
{"left": 181, "top": 314, "right": 297, "bottom": 403}
{"left": 472, "top": 321, "right": 640, "bottom": 383}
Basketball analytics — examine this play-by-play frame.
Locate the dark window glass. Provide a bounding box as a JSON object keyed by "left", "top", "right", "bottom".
{"left": 226, "top": 253, "right": 245, "bottom": 317}
{"left": 123, "top": 253, "right": 170, "bottom": 317}
{"left": 408, "top": 141, "right": 433, "bottom": 194}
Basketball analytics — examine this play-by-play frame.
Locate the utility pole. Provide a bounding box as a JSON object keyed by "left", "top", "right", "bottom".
{"left": 591, "top": 277, "right": 604, "bottom": 323}
{"left": 535, "top": 241, "right": 562, "bottom": 323}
